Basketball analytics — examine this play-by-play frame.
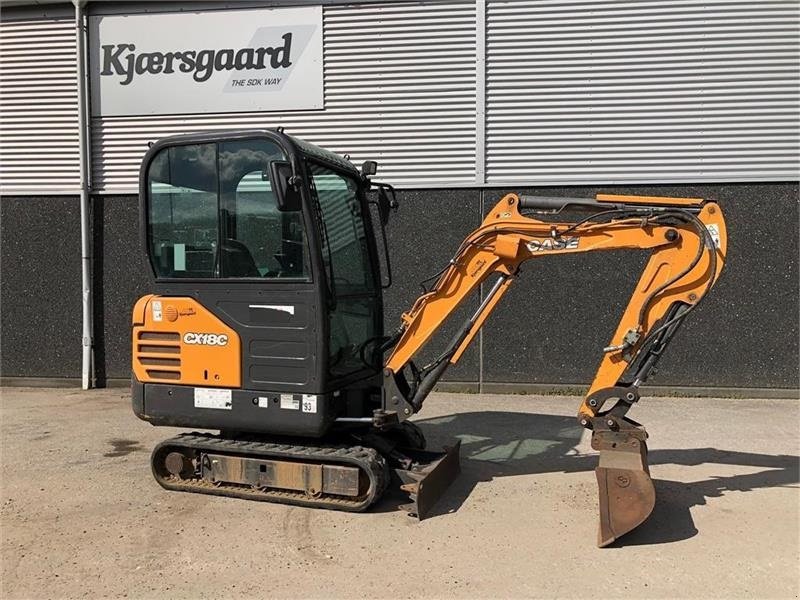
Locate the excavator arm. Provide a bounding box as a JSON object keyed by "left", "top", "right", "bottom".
{"left": 379, "top": 192, "right": 727, "bottom": 546}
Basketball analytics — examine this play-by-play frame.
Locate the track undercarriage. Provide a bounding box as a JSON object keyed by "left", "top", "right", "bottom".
{"left": 150, "top": 423, "right": 461, "bottom": 519}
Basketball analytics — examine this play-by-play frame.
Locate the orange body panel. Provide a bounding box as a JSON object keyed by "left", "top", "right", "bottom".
{"left": 132, "top": 296, "right": 241, "bottom": 388}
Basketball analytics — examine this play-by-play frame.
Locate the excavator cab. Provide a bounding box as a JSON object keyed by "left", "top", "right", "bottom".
{"left": 133, "top": 129, "right": 395, "bottom": 437}
{"left": 133, "top": 129, "right": 458, "bottom": 520}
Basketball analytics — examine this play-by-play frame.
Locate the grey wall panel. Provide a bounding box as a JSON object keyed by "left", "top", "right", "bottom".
{"left": 91, "top": 1, "right": 477, "bottom": 193}
{"left": 0, "top": 196, "right": 82, "bottom": 377}
{"left": 0, "top": 16, "right": 80, "bottom": 194}
{"left": 480, "top": 183, "right": 799, "bottom": 389}
{"left": 5, "top": 2, "right": 799, "bottom": 193}
{"left": 485, "top": 1, "right": 800, "bottom": 184}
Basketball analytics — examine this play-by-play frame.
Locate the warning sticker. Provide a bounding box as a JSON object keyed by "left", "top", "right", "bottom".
{"left": 257, "top": 397, "right": 270, "bottom": 408}
{"left": 194, "top": 388, "right": 232, "bottom": 410}
{"left": 280, "top": 394, "right": 300, "bottom": 410}
{"left": 705, "top": 224, "right": 721, "bottom": 248}
{"left": 152, "top": 300, "right": 163, "bottom": 322}
{"left": 301, "top": 394, "right": 317, "bottom": 414}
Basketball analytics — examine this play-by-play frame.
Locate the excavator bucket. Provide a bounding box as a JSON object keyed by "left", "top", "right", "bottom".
{"left": 592, "top": 426, "right": 655, "bottom": 547}
{"left": 396, "top": 441, "right": 461, "bottom": 519}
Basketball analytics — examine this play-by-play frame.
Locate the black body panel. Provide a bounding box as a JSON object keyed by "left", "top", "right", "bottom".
{"left": 133, "top": 378, "right": 340, "bottom": 437}
{"left": 158, "top": 282, "right": 323, "bottom": 394}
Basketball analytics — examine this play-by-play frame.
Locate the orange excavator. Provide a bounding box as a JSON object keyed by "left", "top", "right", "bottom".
{"left": 131, "top": 129, "right": 727, "bottom": 546}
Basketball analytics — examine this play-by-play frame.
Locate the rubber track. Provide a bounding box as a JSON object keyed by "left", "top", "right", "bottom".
{"left": 151, "top": 432, "right": 389, "bottom": 512}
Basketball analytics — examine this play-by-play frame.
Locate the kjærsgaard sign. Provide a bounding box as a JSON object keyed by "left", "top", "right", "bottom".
{"left": 89, "top": 6, "right": 323, "bottom": 116}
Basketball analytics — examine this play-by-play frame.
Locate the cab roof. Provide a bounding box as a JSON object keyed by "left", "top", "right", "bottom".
{"left": 285, "top": 132, "right": 359, "bottom": 176}
{"left": 142, "top": 128, "right": 360, "bottom": 178}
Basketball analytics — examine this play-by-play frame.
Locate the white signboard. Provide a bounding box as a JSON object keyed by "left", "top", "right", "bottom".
{"left": 89, "top": 6, "right": 323, "bottom": 116}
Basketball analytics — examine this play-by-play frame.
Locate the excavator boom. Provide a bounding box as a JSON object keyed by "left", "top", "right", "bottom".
{"left": 380, "top": 192, "right": 727, "bottom": 545}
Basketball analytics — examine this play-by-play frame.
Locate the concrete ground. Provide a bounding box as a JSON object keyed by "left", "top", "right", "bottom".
{"left": 1, "top": 388, "right": 798, "bottom": 600}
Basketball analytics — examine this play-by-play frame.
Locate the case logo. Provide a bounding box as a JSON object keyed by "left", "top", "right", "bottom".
{"left": 527, "top": 237, "right": 579, "bottom": 252}
{"left": 183, "top": 332, "right": 229, "bottom": 346}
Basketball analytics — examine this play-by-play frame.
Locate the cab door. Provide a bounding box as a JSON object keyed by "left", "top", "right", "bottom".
{"left": 307, "top": 161, "right": 382, "bottom": 386}
{"left": 145, "top": 136, "right": 324, "bottom": 393}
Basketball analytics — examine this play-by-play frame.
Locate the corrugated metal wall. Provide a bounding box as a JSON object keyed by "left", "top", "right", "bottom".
{"left": 2, "top": 1, "right": 799, "bottom": 195}
{"left": 485, "top": 0, "right": 800, "bottom": 184}
{"left": 0, "top": 16, "right": 80, "bottom": 194}
{"left": 91, "top": 1, "right": 477, "bottom": 193}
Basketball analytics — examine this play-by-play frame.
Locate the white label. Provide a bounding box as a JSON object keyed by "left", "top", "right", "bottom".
{"left": 249, "top": 304, "right": 295, "bottom": 316}
{"left": 174, "top": 243, "right": 186, "bottom": 271}
{"left": 257, "top": 396, "right": 271, "bottom": 408}
{"left": 152, "top": 300, "right": 163, "bottom": 322}
{"left": 280, "top": 394, "right": 300, "bottom": 410}
{"left": 301, "top": 394, "right": 317, "bottom": 413}
{"left": 194, "top": 388, "right": 232, "bottom": 410}
{"left": 706, "top": 223, "right": 721, "bottom": 248}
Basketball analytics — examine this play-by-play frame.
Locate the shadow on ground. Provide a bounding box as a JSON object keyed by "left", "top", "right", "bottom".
{"left": 375, "top": 411, "right": 799, "bottom": 547}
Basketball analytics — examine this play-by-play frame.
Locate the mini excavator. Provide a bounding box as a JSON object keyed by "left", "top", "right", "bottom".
{"left": 132, "top": 129, "right": 727, "bottom": 546}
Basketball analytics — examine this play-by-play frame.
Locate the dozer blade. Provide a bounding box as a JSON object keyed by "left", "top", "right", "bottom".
{"left": 592, "top": 427, "right": 655, "bottom": 547}
{"left": 396, "top": 440, "right": 461, "bottom": 519}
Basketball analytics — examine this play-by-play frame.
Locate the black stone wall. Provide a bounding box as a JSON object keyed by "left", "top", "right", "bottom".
{"left": 1, "top": 183, "right": 798, "bottom": 390}
{"left": 381, "top": 189, "right": 482, "bottom": 383}
{"left": 481, "top": 183, "right": 799, "bottom": 389}
{"left": 0, "top": 196, "right": 83, "bottom": 378}
{"left": 91, "top": 196, "right": 151, "bottom": 385}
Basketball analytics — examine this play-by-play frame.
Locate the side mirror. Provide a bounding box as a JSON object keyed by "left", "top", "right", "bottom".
{"left": 376, "top": 184, "right": 398, "bottom": 227}
{"left": 361, "top": 160, "right": 377, "bottom": 178}
{"left": 370, "top": 183, "right": 399, "bottom": 289}
{"left": 269, "top": 161, "right": 302, "bottom": 212}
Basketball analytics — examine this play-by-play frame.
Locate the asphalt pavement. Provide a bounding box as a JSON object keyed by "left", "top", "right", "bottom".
{"left": 1, "top": 387, "right": 798, "bottom": 599}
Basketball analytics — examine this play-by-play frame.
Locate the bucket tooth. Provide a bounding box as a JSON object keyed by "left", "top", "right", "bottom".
{"left": 395, "top": 441, "right": 461, "bottom": 519}
{"left": 592, "top": 426, "right": 655, "bottom": 547}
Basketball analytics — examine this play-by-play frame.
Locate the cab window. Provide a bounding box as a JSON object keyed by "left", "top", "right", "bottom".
{"left": 147, "top": 139, "right": 310, "bottom": 280}
{"left": 147, "top": 143, "right": 218, "bottom": 278}
{"left": 309, "top": 162, "right": 379, "bottom": 379}
{"left": 309, "top": 163, "right": 375, "bottom": 294}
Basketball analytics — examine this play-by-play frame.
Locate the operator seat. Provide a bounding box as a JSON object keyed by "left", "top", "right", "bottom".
{"left": 220, "top": 238, "right": 260, "bottom": 278}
